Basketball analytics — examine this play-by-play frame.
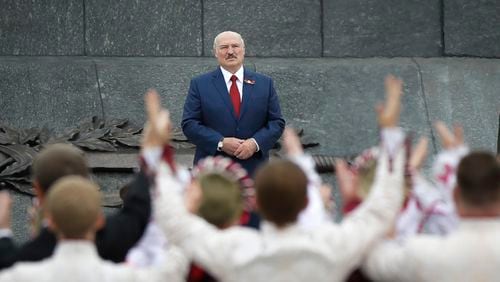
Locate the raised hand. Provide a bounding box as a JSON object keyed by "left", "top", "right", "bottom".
{"left": 434, "top": 121, "right": 464, "bottom": 149}
{"left": 282, "top": 127, "right": 303, "bottom": 156}
{"left": 184, "top": 181, "right": 203, "bottom": 214}
{"left": 335, "top": 159, "right": 360, "bottom": 204}
{"left": 377, "top": 75, "right": 403, "bottom": 128}
{"left": 319, "top": 184, "right": 335, "bottom": 212}
{"left": 408, "top": 137, "right": 429, "bottom": 171}
{"left": 142, "top": 89, "right": 171, "bottom": 149}
{"left": 0, "top": 191, "right": 12, "bottom": 230}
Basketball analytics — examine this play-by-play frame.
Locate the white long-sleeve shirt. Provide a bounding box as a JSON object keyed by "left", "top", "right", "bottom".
{"left": 153, "top": 128, "right": 406, "bottom": 282}
{"left": 395, "top": 144, "right": 469, "bottom": 239}
{"left": 363, "top": 218, "right": 500, "bottom": 282}
{"left": 0, "top": 241, "right": 187, "bottom": 282}
{"left": 290, "top": 153, "right": 332, "bottom": 229}
{"left": 361, "top": 145, "right": 499, "bottom": 282}
{"left": 127, "top": 150, "right": 329, "bottom": 268}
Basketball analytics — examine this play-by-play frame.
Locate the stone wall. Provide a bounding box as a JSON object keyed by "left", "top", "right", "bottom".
{"left": 1, "top": 0, "right": 499, "bottom": 243}
{"left": 1, "top": 0, "right": 499, "bottom": 57}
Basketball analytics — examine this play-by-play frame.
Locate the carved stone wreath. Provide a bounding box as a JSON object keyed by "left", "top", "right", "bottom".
{"left": 0, "top": 117, "right": 335, "bottom": 207}
{"left": 0, "top": 117, "right": 147, "bottom": 206}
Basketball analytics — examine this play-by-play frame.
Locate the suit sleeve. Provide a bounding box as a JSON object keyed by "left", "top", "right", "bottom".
{"left": 95, "top": 171, "right": 151, "bottom": 262}
{"left": 0, "top": 237, "right": 18, "bottom": 269}
{"left": 181, "top": 79, "right": 224, "bottom": 155}
{"left": 0, "top": 228, "right": 57, "bottom": 270}
{"left": 251, "top": 78, "right": 285, "bottom": 154}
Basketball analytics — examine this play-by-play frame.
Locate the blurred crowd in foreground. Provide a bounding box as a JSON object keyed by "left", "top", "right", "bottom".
{"left": 0, "top": 75, "right": 498, "bottom": 282}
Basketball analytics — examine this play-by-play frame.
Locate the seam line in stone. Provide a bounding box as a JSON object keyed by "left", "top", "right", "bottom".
{"left": 411, "top": 57, "right": 438, "bottom": 153}
{"left": 320, "top": 0, "right": 324, "bottom": 56}
{"left": 440, "top": 0, "right": 445, "bottom": 56}
{"left": 83, "top": 0, "right": 87, "bottom": 55}
{"left": 200, "top": 0, "right": 205, "bottom": 57}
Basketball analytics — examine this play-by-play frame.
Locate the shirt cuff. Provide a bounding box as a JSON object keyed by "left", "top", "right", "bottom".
{"left": 288, "top": 154, "right": 322, "bottom": 188}
{"left": 380, "top": 127, "right": 405, "bottom": 157}
{"left": 431, "top": 144, "right": 469, "bottom": 190}
{"left": 250, "top": 138, "right": 260, "bottom": 152}
{"left": 0, "top": 228, "right": 13, "bottom": 238}
{"left": 142, "top": 147, "right": 163, "bottom": 170}
{"left": 435, "top": 145, "right": 469, "bottom": 168}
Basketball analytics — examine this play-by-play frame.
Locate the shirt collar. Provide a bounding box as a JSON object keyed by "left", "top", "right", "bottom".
{"left": 459, "top": 217, "right": 500, "bottom": 230}
{"left": 261, "top": 220, "right": 302, "bottom": 235}
{"left": 220, "top": 66, "right": 244, "bottom": 84}
{"left": 53, "top": 240, "right": 99, "bottom": 260}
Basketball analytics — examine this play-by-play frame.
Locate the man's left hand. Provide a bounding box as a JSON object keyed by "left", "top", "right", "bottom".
{"left": 234, "top": 139, "right": 257, "bottom": 160}
{"left": 142, "top": 88, "right": 171, "bottom": 149}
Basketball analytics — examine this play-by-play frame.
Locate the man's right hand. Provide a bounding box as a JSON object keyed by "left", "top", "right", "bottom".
{"left": 0, "top": 191, "right": 12, "bottom": 230}
{"left": 335, "top": 159, "right": 360, "bottom": 204}
{"left": 434, "top": 121, "right": 464, "bottom": 150}
{"left": 222, "top": 137, "right": 244, "bottom": 155}
{"left": 282, "top": 127, "right": 303, "bottom": 156}
{"left": 377, "top": 75, "right": 403, "bottom": 128}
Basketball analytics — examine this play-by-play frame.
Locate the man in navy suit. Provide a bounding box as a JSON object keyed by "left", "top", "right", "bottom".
{"left": 182, "top": 31, "right": 285, "bottom": 176}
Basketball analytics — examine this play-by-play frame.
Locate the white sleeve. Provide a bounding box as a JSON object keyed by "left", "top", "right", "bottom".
{"left": 0, "top": 270, "right": 14, "bottom": 282}
{"left": 128, "top": 246, "right": 190, "bottom": 282}
{"left": 142, "top": 147, "right": 163, "bottom": 170}
{"left": 363, "top": 240, "right": 418, "bottom": 281}
{"left": 0, "top": 228, "right": 13, "bottom": 238}
{"left": 331, "top": 127, "right": 405, "bottom": 271}
{"left": 431, "top": 145, "right": 469, "bottom": 196}
{"left": 380, "top": 127, "right": 405, "bottom": 158}
{"left": 126, "top": 221, "right": 168, "bottom": 267}
{"left": 161, "top": 246, "right": 190, "bottom": 282}
{"left": 289, "top": 153, "right": 331, "bottom": 229}
{"left": 153, "top": 162, "right": 236, "bottom": 279}
{"left": 411, "top": 173, "right": 459, "bottom": 235}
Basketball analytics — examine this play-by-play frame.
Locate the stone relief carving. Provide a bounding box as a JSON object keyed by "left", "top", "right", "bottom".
{"left": 0, "top": 117, "right": 342, "bottom": 207}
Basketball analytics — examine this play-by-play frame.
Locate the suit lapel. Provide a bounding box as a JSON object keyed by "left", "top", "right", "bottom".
{"left": 240, "top": 69, "right": 255, "bottom": 120}
{"left": 211, "top": 68, "right": 237, "bottom": 120}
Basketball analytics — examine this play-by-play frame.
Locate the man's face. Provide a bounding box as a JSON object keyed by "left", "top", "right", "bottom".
{"left": 214, "top": 33, "right": 245, "bottom": 73}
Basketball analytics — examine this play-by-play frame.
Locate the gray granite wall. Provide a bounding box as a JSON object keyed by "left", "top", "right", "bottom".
{"left": 2, "top": 57, "right": 497, "bottom": 154}
{"left": 1, "top": 0, "right": 499, "bottom": 57}
{"left": 1, "top": 1, "right": 499, "bottom": 243}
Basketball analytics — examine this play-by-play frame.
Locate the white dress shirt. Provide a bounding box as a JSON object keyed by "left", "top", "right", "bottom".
{"left": 363, "top": 218, "right": 500, "bottom": 282}
{"left": 0, "top": 241, "right": 187, "bottom": 282}
{"left": 153, "top": 128, "right": 406, "bottom": 282}
{"left": 220, "top": 66, "right": 243, "bottom": 101}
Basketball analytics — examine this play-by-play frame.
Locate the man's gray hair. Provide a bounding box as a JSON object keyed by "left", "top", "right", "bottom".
{"left": 213, "top": 31, "right": 245, "bottom": 51}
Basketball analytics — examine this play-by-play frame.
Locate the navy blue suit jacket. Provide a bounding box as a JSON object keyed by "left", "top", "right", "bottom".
{"left": 182, "top": 67, "right": 285, "bottom": 175}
